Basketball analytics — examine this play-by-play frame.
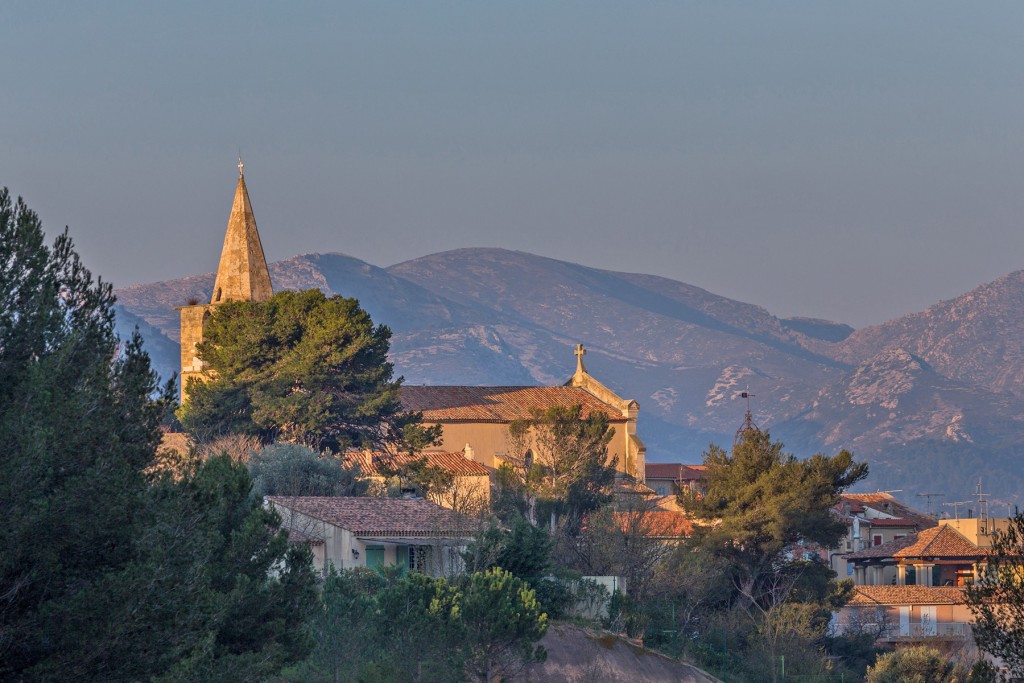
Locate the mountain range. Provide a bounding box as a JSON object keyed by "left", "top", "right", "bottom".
{"left": 114, "top": 248, "right": 1024, "bottom": 503}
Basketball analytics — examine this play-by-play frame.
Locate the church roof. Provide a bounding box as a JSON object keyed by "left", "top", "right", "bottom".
{"left": 344, "top": 451, "right": 490, "bottom": 477}
{"left": 211, "top": 170, "right": 273, "bottom": 304}
{"left": 400, "top": 385, "right": 626, "bottom": 423}
{"left": 645, "top": 463, "right": 707, "bottom": 481}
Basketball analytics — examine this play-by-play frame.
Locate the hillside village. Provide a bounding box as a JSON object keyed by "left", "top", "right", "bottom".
{"left": 5, "top": 170, "right": 1024, "bottom": 682}
{"left": 137, "top": 170, "right": 1024, "bottom": 680}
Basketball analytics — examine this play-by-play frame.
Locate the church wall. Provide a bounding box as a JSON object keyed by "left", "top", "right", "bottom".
{"left": 427, "top": 421, "right": 631, "bottom": 475}
{"left": 178, "top": 304, "right": 211, "bottom": 402}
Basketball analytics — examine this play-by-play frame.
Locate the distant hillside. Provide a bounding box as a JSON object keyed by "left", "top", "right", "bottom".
{"left": 115, "top": 248, "right": 1024, "bottom": 501}
{"left": 833, "top": 271, "right": 1024, "bottom": 397}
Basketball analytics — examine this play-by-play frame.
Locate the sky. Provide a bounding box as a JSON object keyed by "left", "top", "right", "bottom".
{"left": 2, "top": 2, "right": 1022, "bottom": 328}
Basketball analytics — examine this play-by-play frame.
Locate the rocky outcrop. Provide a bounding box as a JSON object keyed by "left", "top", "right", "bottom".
{"left": 511, "top": 624, "right": 718, "bottom": 683}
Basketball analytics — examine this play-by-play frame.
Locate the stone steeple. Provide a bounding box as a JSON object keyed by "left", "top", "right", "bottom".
{"left": 178, "top": 163, "right": 274, "bottom": 402}
{"left": 210, "top": 165, "right": 273, "bottom": 304}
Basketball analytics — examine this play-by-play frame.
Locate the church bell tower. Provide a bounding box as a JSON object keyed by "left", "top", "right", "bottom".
{"left": 178, "top": 161, "right": 273, "bottom": 401}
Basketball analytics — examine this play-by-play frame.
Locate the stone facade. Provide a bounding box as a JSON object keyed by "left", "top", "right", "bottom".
{"left": 400, "top": 345, "right": 647, "bottom": 480}
{"left": 178, "top": 167, "right": 273, "bottom": 402}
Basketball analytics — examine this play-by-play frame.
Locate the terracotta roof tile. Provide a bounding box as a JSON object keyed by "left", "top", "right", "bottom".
{"left": 848, "top": 585, "right": 966, "bottom": 606}
{"left": 645, "top": 463, "right": 707, "bottom": 480}
{"left": 892, "top": 525, "right": 988, "bottom": 560}
{"left": 840, "top": 493, "right": 936, "bottom": 530}
{"left": 865, "top": 518, "right": 921, "bottom": 528}
{"left": 401, "top": 386, "right": 625, "bottom": 423}
{"left": 628, "top": 510, "right": 694, "bottom": 539}
{"left": 845, "top": 534, "right": 919, "bottom": 560}
{"left": 267, "top": 496, "right": 474, "bottom": 537}
{"left": 283, "top": 526, "right": 324, "bottom": 545}
{"left": 344, "top": 451, "right": 490, "bottom": 477}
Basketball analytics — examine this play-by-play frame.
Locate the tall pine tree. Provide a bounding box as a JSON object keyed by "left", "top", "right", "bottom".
{"left": 0, "top": 189, "right": 317, "bottom": 680}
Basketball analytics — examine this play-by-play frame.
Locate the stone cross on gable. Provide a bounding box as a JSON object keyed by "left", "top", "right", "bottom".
{"left": 574, "top": 343, "right": 587, "bottom": 375}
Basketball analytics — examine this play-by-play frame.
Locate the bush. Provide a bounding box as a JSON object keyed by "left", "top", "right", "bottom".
{"left": 249, "top": 443, "right": 368, "bottom": 497}
{"left": 865, "top": 645, "right": 968, "bottom": 683}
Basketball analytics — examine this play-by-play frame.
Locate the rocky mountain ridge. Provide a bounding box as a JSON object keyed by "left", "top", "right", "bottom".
{"left": 115, "top": 248, "right": 1024, "bottom": 500}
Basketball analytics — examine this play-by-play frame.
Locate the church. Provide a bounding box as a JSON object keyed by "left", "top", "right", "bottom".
{"left": 178, "top": 166, "right": 646, "bottom": 481}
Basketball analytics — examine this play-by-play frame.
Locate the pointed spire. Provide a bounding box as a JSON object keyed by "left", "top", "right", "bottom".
{"left": 211, "top": 166, "right": 273, "bottom": 304}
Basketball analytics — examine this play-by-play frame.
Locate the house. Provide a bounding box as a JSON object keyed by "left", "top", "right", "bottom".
{"left": 342, "top": 447, "right": 491, "bottom": 511}
{"left": 833, "top": 585, "right": 973, "bottom": 645}
{"left": 400, "top": 345, "right": 646, "bottom": 480}
{"left": 844, "top": 521, "right": 990, "bottom": 588}
{"left": 267, "top": 496, "right": 477, "bottom": 577}
{"left": 643, "top": 463, "right": 707, "bottom": 498}
{"left": 827, "top": 493, "right": 936, "bottom": 579}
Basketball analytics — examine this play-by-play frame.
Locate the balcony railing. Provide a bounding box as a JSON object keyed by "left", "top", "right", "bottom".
{"left": 840, "top": 621, "right": 969, "bottom": 640}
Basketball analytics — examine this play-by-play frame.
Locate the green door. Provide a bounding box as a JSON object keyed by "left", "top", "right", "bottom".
{"left": 397, "top": 545, "right": 408, "bottom": 572}
{"left": 365, "top": 546, "right": 385, "bottom": 569}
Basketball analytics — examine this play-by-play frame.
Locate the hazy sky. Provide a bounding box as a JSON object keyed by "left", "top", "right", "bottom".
{"left": 3, "top": 2, "right": 1022, "bottom": 328}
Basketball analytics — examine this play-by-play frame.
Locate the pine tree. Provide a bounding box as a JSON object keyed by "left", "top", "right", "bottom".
{"left": 178, "top": 288, "right": 439, "bottom": 453}
{"left": 0, "top": 189, "right": 318, "bottom": 680}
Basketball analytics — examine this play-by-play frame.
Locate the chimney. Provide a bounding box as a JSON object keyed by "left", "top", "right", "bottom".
{"left": 463, "top": 443, "right": 474, "bottom": 461}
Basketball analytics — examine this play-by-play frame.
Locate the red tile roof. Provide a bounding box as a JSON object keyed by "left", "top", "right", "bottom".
{"left": 845, "top": 534, "right": 919, "bottom": 560}
{"left": 625, "top": 510, "right": 694, "bottom": 539}
{"left": 283, "top": 526, "right": 325, "bottom": 546}
{"left": 892, "top": 525, "right": 988, "bottom": 560}
{"left": 863, "top": 518, "right": 920, "bottom": 528}
{"left": 345, "top": 451, "right": 490, "bottom": 477}
{"left": 267, "top": 496, "right": 475, "bottom": 537}
{"left": 840, "top": 493, "right": 936, "bottom": 530}
{"left": 401, "top": 385, "right": 625, "bottom": 423}
{"left": 848, "top": 585, "right": 967, "bottom": 606}
{"left": 645, "top": 463, "right": 707, "bottom": 480}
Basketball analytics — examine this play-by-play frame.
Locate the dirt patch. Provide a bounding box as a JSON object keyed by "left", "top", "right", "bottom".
{"left": 512, "top": 623, "right": 719, "bottom": 683}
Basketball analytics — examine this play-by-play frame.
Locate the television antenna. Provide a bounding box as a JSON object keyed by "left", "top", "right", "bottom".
{"left": 916, "top": 492, "right": 945, "bottom": 516}
{"left": 975, "top": 479, "right": 991, "bottom": 521}
{"left": 943, "top": 501, "right": 972, "bottom": 520}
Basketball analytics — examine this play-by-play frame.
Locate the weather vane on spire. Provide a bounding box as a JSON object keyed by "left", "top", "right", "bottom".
{"left": 237, "top": 154, "right": 244, "bottom": 177}
{"left": 733, "top": 387, "right": 761, "bottom": 447}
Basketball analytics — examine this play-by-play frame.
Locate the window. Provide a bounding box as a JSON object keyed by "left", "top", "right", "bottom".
{"left": 408, "top": 545, "right": 431, "bottom": 573}
{"left": 873, "top": 535, "right": 883, "bottom": 546}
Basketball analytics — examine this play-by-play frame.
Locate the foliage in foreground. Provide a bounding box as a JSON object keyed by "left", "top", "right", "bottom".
{"left": 966, "top": 511, "right": 1024, "bottom": 678}
{"left": 0, "top": 189, "right": 318, "bottom": 681}
{"left": 864, "top": 645, "right": 990, "bottom": 683}
{"left": 499, "top": 404, "right": 618, "bottom": 530}
{"left": 290, "top": 567, "right": 547, "bottom": 683}
{"left": 249, "top": 442, "right": 369, "bottom": 497}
